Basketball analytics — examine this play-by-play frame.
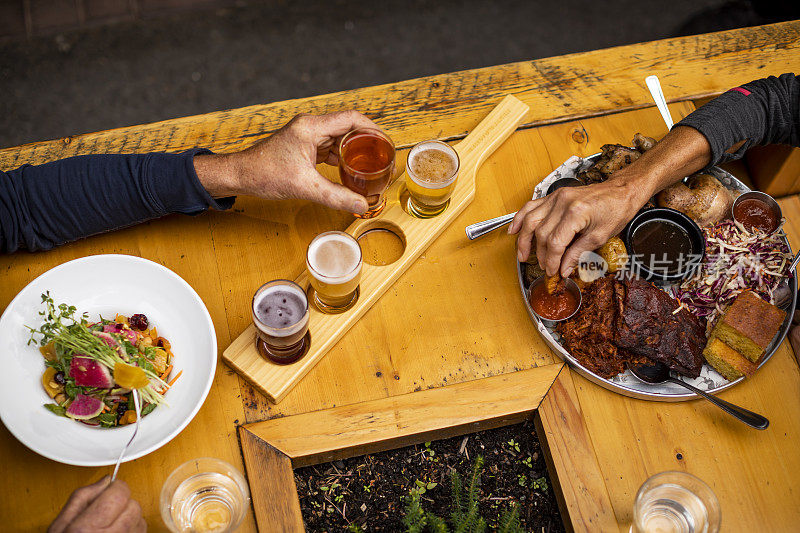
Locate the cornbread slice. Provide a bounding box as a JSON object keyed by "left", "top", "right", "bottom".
{"left": 712, "top": 291, "right": 785, "bottom": 362}
{"left": 702, "top": 337, "right": 757, "bottom": 381}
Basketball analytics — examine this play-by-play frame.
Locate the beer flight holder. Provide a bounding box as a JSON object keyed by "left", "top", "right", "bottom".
{"left": 223, "top": 95, "right": 530, "bottom": 403}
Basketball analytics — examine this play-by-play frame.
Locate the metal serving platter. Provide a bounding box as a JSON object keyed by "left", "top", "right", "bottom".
{"left": 517, "top": 153, "right": 796, "bottom": 401}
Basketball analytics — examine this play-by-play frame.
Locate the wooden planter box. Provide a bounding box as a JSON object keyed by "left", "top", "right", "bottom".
{"left": 238, "top": 364, "right": 618, "bottom": 532}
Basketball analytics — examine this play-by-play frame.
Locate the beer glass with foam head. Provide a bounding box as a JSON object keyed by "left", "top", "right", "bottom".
{"left": 251, "top": 280, "right": 309, "bottom": 364}
{"left": 306, "top": 231, "right": 363, "bottom": 313}
{"left": 405, "top": 140, "right": 460, "bottom": 218}
{"left": 339, "top": 128, "right": 396, "bottom": 219}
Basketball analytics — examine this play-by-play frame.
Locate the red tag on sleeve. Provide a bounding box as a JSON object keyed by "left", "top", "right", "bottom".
{"left": 730, "top": 87, "right": 751, "bottom": 96}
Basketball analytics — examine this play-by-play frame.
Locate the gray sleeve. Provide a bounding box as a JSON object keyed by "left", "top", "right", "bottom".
{"left": 675, "top": 73, "right": 800, "bottom": 168}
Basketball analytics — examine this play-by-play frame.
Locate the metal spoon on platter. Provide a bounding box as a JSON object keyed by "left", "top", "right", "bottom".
{"left": 630, "top": 361, "right": 769, "bottom": 430}
{"left": 645, "top": 75, "right": 674, "bottom": 130}
{"left": 464, "top": 178, "right": 583, "bottom": 240}
{"left": 111, "top": 389, "right": 141, "bottom": 481}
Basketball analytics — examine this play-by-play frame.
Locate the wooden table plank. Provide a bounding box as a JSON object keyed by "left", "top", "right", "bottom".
{"left": 535, "top": 368, "right": 619, "bottom": 533}
{"left": 569, "top": 343, "right": 800, "bottom": 531}
{"left": 2, "top": 22, "right": 799, "bottom": 169}
{"left": 239, "top": 427, "right": 304, "bottom": 532}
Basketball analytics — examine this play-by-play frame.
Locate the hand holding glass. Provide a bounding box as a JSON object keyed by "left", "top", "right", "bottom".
{"left": 339, "top": 128, "right": 395, "bottom": 219}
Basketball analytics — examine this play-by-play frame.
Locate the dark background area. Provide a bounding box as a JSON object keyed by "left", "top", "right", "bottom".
{"left": 0, "top": 0, "right": 795, "bottom": 149}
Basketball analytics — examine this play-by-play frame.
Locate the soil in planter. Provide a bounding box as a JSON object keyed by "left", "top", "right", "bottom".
{"left": 294, "top": 420, "right": 565, "bottom": 532}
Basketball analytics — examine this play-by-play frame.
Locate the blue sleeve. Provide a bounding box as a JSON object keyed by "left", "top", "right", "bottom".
{"left": 0, "top": 149, "right": 235, "bottom": 253}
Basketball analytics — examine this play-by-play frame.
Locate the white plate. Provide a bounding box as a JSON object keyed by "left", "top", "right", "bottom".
{"left": 0, "top": 254, "right": 217, "bottom": 466}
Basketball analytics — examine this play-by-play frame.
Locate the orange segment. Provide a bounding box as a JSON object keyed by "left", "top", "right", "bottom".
{"left": 113, "top": 362, "right": 150, "bottom": 389}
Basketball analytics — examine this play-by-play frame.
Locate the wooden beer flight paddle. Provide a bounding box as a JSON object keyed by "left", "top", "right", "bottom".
{"left": 223, "top": 95, "right": 530, "bottom": 403}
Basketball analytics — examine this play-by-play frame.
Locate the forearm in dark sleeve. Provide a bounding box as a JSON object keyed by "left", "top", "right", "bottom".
{"left": 0, "top": 149, "right": 234, "bottom": 253}
{"left": 675, "top": 73, "right": 800, "bottom": 167}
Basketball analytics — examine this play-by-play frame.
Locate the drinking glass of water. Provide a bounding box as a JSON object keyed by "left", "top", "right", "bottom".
{"left": 633, "top": 471, "right": 720, "bottom": 533}
{"left": 160, "top": 457, "right": 250, "bottom": 533}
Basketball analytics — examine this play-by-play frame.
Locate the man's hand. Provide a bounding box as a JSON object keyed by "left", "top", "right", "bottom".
{"left": 195, "top": 110, "right": 382, "bottom": 214}
{"left": 49, "top": 477, "right": 146, "bottom": 533}
{"left": 508, "top": 177, "right": 648, "bottom": 277}
{"left": 509, "top": 126, "right": 713, "bottom": 277}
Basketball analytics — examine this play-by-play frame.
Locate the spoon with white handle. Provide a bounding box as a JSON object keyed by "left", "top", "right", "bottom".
{"left": 465, "top": 178, "right": 584, "bottom": 240}
{"left": 111, "top": 388, "right": 141, "bottom": 481}
{"left": 465, "top": 212, "right": 517, "bottom": 240}
{"left": 646, "top": 75, "right": 674, "bottom": 130}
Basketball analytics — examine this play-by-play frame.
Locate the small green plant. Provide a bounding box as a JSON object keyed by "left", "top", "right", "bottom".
{"left": 411, "top": 479, "right": 439, "bottom": 496}
{"left": 517, "top": 474, "right": 527, "bottom": 487}
{"left": 363, "top": 484, "right": 372, "bottom": 493}
{"left": 423, "top": 441, "right": 436, "bottom": 461}
{"left": 402, "top": 455, "right": 525, "bottom": 533}
{"left": 507, "top": 439, "right": 520, "bottom": 453}
{"left": 521, "top": 456, "right": 532, "bottom": 469}
{"left": 531, "top": 477, "right": 548, "bottom": 492}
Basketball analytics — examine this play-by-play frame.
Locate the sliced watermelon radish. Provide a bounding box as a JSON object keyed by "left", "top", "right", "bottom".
{"left": 93, "top": 331, "right": 118, "bottom": 347}
{"left": 103, "top": 324, "right": 138, "bottom": 344}
{"left": 66, "top": 394, "right": 104, "bottom": 420}
{"left": 69, "top": 356, "right": 114, "bottom": 388}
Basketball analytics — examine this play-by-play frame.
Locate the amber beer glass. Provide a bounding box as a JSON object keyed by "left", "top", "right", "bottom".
{"left": 252, "top": 280, "right": 310, "bottom": 364}
{"left": 405, "top": 140, "right": 460, "bottom": 218}
{"left": 339, "top": 128, "right": 396, "bottom": 218}
{"left": 306, "top": 231, "right": 363, "bottom": 313}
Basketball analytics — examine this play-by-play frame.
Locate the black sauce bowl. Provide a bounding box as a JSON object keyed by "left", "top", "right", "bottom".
{"left": 623, "top": 207, "right": 705, "bottom": 284}
{"left": 546, "top": 177, "right": 583, "bottom": 195}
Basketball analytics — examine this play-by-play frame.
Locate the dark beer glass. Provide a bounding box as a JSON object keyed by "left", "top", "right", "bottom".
{"left": 251, "top": 280, "right": 309, "bottom": 364}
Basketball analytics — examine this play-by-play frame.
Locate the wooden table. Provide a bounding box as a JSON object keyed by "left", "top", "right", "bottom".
{"left": 1, "top": 21, "right": 799, "bottom": 532}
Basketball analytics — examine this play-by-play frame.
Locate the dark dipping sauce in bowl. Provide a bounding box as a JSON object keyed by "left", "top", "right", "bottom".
{"left": 529, "top": 283, "right": 579, "bottom": 321}
{"left": 631, "top": 219, "right": 692, "bottom": 274}
{"left": 733, "top": 198, "right": 779, "bottom": 233}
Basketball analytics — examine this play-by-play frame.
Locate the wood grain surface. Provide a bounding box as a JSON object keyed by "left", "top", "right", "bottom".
{"left": 224, "top": 95, "right": 529, "bottom": 402}
{"left": 239, "top": 427, "right": 304, "bottom": 532}
{"left": 2, "top": 21, "right": 799, "bottom": 169}
{"left": 747, "top": 144, "right": 800, "bottom": 197}
{"left": 1, "top": 22, "right": 799, "bottom": 532}
{"left": 535, "top": 368, "right": 619, "bottom": 533}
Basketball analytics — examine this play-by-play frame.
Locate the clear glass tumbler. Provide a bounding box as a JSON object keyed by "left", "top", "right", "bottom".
{"left": 160, "top": 457, "right": 250, "bottom": 533}
{"left": 632, "top": 471, "right": 720, "bottom": 533}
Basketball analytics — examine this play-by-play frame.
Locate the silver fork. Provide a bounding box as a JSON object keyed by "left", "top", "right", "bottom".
{"left": 111, "top": 389, "right": 141, "bottom": 481}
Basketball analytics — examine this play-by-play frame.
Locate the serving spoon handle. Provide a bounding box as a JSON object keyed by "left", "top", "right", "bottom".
{"left": 646, "top": 75, "right": 674, "bottom": 130}
{"left": 465, "top": 212, "right": 517, "bottom": 240}
{"left": 667, "top": 377, "right": 769, "bottom": 430}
